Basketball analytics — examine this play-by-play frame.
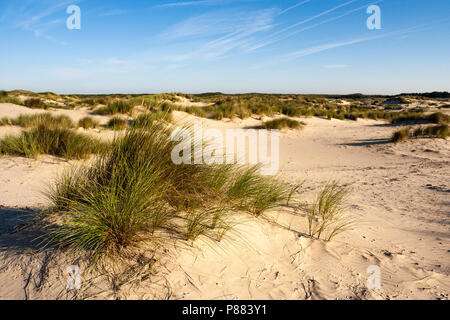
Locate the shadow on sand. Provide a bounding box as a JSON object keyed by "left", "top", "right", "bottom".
{"left": 0, "top": 206, "right": 50, "bottom": 254}
{"left": 339, "top": 138, "right": 392, "bottom": 147}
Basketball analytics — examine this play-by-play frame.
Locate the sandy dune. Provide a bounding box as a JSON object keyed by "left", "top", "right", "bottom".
{"left": 0, "top": 104, "right": 448, "bottom": 300}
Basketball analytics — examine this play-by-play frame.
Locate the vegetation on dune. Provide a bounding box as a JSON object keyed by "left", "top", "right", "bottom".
{"left": 0, "top": 113, "right": 73, "bottom": 128}
{"left": 0, "top": 122, "right": 106, "bottom": 159}
{"left": 412, "top": 124, "right": 449, "bottom": 139}
{"left": 0, "top": 94, "right": 22, "bottom": 105}
{"left": 391, "top": 112, "right": 449, "bottom": 125}
{"left": 24, "top": 98, "right": 49, "bottom": 109}
{"left": 263, "top": 117, "right": 305, "bottom": 130}
{"left": 131, "top": 111, "right": 172, "bottom": 128}
{"left": 93, "top": 100, "right": 135, "bottom": 115}
{"left": 307, "top": 182, "right": 353, "bottom": 241}
{"left": 46, "top": 120, "right": 295, "bottom": 264}
{"left": 78, "top": 116, "right": 99, "bottom": 129}
{"left": 392, "top": 128, "right": 410, "bottom": 143}
{"left": 392, "top": 124, "right": 449, "bottom": 143}
{"left": 106, "top": 117, "right": 128, "bottom": 130}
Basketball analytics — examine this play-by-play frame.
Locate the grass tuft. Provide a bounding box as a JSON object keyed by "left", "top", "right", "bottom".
{"left": 392, "top": 128, "right": 410, "bottom": 143}
{"left": 78, "top": 117, "right": 99, "bottom": 129}
{"left": 131, "top": 112, "right": 172, "bottom": 128}
{"left": 0, "top": 113, "right": 73, "bottom": 128}
{"left": 263, "top": 117, "right": 305, "bottom": 130}
{"left": 106, "top": 117, "right": 128, "bottom": 130}
{"left": 93, "top": 100, "right": 134, "bottom": 115}
{"left": 0, "top": 123, "right": 105, "bottom": 159}
{"left": 46, "top": 122, "right": 294, "bottom": 264}
{"left": 307, "top": 182, "right": 353, "bottom": 241}
{"left": 24, "top": 98, "right": 48, "bottom": 109}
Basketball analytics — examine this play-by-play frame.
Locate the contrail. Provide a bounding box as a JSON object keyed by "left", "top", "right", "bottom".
{"left": 247, "top": 1, "right": 383, "bottom": 52}
{"left": 280, "top": 0, "right": 312, "bottom": 15}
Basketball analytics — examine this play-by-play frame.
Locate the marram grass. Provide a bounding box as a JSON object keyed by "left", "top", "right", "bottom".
{"left": 307, "top": 182, "right": 354, "bottom": 241}
{"left": 0, "top": 122, "right": 105, "bottom": 159}
{"left": 46, "top": 119, "right": 294, "bottom": 264}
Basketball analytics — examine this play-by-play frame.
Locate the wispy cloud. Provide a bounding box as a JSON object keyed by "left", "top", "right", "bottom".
{"left": 247, "top": 1, "right": 383, "bottom": 52}
{"left": 271, "top": 0, "right": 357, "bottom": 38}
{"left": 154, "top": 0, "right": 227, "bottom": 8}
{"left": 253, "top": 26, "right": 421, "bottom": 69}
{"left": 280, "top": 0, "right": 312, "bottom": 15}
{"left": 159, "top": 8, "right": 277, "bottom": 61}
{"left": 99, "top": 9, "right": 130, "bottom": 17}
{"left": 324, "top": 64, "right": 347, "bottom": 69}
{"left": 10, "top": 0, "right": 79, "bottom": 46}
{"left": 14, "top": 0, "right": 75, "bottom": 30}
{"left": 283, "top": 34, "right": 387, "bottom": 60}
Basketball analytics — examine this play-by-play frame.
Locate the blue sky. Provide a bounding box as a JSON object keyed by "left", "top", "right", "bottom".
{"left": 0, "top": 0, "right": 449, "bottom": 94}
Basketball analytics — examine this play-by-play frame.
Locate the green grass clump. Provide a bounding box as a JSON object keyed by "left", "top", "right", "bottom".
{"left": 24, "top": 98, "right": 48, "bottom": 109}
{"left": 393, "top": 124, "right": 448, "bottom": 143}
{"left": 93, "top": 100, "right": 134, "bottom": 115}
{"left": 0, "top": 123, "right": 105, "bottom": 159}
{"left": 263, "top": 117, "right": 304, "bottom": 130}
{"left": 0, "top": 95, "right": 22, "bottom": 105}
{"left": 131, "top": 112, "right": 172, "bottom": 128}
{"left": 47, "top": 121, "right": 294, "bottom": 264}
{"left": 78, "top": 117, "right": 99, "bottom": 129}
{"left": 307, "top": 182, "right": 353, "bottom": 241}
{"left": 391, "top": 112, "right": 449, "bottom": 125}
{"left": 106, "top": 117, "right": 128, "bottom": 130}
{"left": 184, "top": 106, "right": 207, "bottom": 118}
{"left": 0, "top": 113, "right": 73, "bottom": 128}
{"left": 428, "top": 112, "right": 449, "bottom": 125}
{"left": 413, "top": 124, "right": 449, "bottom": 139}
{"left": 392, "top": 128, "right": 410, "bottom": 143}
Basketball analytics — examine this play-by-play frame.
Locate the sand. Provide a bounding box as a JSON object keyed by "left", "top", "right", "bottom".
{"left": 0, "top": 104, "right": 448, "bottom": 300}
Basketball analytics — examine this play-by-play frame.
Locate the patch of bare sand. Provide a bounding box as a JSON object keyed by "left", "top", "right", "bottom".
{"left": 0, "top": 106, "right": 448, "bottom": 300}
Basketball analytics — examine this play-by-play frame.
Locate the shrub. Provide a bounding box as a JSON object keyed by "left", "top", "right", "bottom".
{"left": 78, "top": 117, "right": 99, "bottom": 129}
{"left": 263, "top": 118, "right": 304, "bottom": 130}
{"left": 0, "top": 123, "right": 105, "bottom": 159}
